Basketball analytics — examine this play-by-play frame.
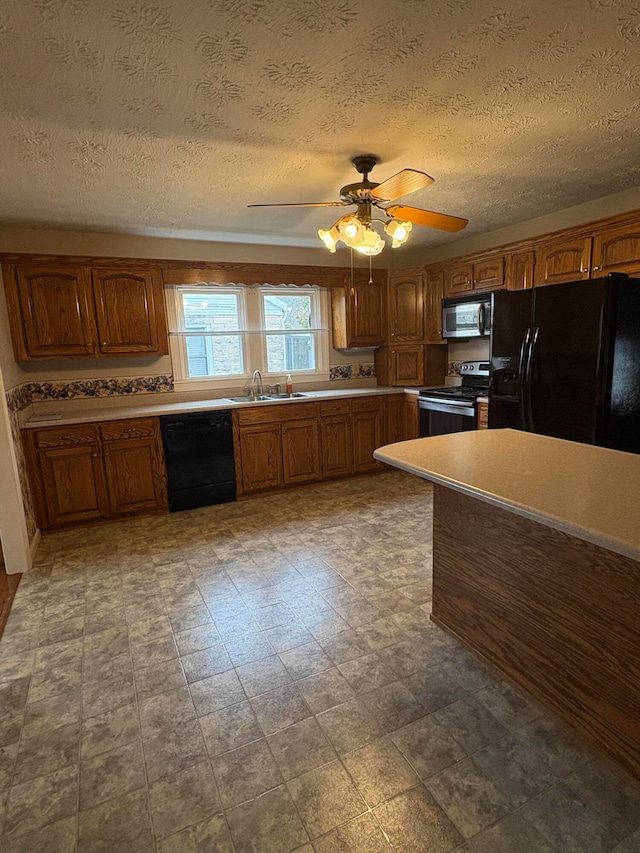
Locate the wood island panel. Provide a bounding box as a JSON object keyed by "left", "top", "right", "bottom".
{"left": 432, "top": 483, "right": 640, "bottom": 783}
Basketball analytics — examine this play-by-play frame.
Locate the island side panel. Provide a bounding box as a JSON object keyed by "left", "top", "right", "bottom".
{"left": 431, "top": 484, "right": 640, "bottom": 783}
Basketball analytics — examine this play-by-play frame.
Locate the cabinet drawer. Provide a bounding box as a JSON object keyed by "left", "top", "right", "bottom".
{"left": 320, "top": 399, "right": 351, "bottom": 416}
{"left": 351, "top": 397, "right": 381, "bottom": 414}
{"left": 100, "top": 418, "right": 157, "bottom": 441}
{"left": 237, "top": 401, "right": 319, "bottom": 425}
{"left": 35, "top": 425, "right": 98, "bottom": 449}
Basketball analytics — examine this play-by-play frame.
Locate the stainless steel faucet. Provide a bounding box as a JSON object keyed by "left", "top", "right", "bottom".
{"left": 251, "top": 369, "right": 263, "bottom": 396}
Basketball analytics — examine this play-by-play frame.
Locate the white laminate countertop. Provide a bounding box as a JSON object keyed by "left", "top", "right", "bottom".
{"left": 374, "top": 429, "right": 640, "bottom": 561}
{"left": 21, "top": 387, "right": 404, "bottom": 428}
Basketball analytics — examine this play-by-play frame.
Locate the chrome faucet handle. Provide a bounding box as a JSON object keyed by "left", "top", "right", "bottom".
{"left": 273, "top": 383, "right": 281, "bottom": 395}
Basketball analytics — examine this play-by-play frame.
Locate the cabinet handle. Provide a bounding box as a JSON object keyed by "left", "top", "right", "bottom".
{"left": 62, "top": 435, "right": 72, "bottom": 440}
{"left": 92, "top": 452, "right": 98, "bottom": 458}
{"left": 593, "top": 266, "right": 600, "bottom": 271}
{"left": 580, "top": 268, "right": 588, "bottom": 273}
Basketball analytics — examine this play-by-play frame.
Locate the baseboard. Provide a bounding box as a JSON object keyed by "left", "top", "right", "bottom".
{"left": 29, "top": 528, "right": 41, "bottom": 563}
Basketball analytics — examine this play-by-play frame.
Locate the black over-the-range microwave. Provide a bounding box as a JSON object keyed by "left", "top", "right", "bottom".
{"left": 442, "top": 292, "right": 492, "bottom": 339}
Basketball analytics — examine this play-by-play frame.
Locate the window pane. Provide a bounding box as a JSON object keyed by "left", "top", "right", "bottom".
{"left": 263, "top": 293, "right": 312, "bottom": 331}
{"left": 266, "top": 333, "right": 315, "bottom": 373}
{"left": 186, "top": 334, "right": 243, "bottom": 377}
{"left": 182, "top": 292, "right": 241, "bottom": 332}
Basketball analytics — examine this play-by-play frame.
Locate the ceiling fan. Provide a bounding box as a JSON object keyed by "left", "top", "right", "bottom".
{"left": 248, "top": 155, "right": 468, "bottom": 256}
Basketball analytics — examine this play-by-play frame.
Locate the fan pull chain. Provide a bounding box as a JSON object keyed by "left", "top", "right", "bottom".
{"left": 350, "top": 247, "right": 354, "bottom": 296}
{"left": 369, "top": 254, "right": 373, "bottom": 285}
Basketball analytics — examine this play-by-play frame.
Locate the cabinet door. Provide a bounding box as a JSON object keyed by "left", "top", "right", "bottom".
{"left": 389, "top": 345, "right": 425, "bottom": 386}
{"left": 238, "top": 424, "right": 283, "bottom": 492}
{"left": 282, "top": 418, "right": 320, "bottom": 484}
{"left": 15, "top": 267, "right": 95, "bottom": 359}
{"left": 534, "top": 238, "right": 592, "bottom": 287}
{"left": 40, "top": 444, "right": 107, "bottom": 526}
{"left": 387, "top": 270, "right": 424, "bottom": 342}
{"left": 383, "top": 395, "right": 406, "bottom": 445}
{"left": 444, "top": 263, "right": 473, "bottom": 296}
{"left": 592, "top": 225, "right": 640, "bottom": 277}
{"left": 92, "top": 269, "right": 168, "bottom": 355}
{"left": 348, "top": 274, "right": 385, "bottom": 346}
{"left": 473, "top": 256, "right": 504, "bottom": 291}
{"left": 103, "top": 437, "right": 167, "bottom": 515}
{"left": 425, "top": 267, "right": 444, "bottom": 343}
{"left": 352, "top": 411, "right": 382, "bottom": 472}
{"left": 507, "top": 251, "right": 534, "bottom": 291}
{"left": 404, "top": 395, "right": 419, "bottom": 440}
{"left": 477, "top": 401, "right": 489, "bottom": 429}
{"left": 321, "top": 415, "right": 353, "bottom": 478}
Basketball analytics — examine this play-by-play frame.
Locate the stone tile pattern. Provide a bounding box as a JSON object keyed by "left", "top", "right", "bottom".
{"left": 1, "top": 471, "right": 639, "bottom": 852}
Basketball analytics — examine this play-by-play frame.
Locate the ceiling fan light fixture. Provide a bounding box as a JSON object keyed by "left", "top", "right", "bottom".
{"left": 385, "top": 219, "right": 412, "bottom": 248}
{"left": 338, "top": 214, "right": 366, "bottom": 246}
{"left": 318, "top": 225, "right": 339, "bottom": 252}
{"left": 353, "top": 227, "right": 385, "bottom": 256}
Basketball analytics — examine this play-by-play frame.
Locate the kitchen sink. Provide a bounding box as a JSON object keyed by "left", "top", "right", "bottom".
{"left": 225, "top": 395, "right": 273, "bottom": 403}
{"left": 265, "top": 392, "right": 312, "bottom": 399}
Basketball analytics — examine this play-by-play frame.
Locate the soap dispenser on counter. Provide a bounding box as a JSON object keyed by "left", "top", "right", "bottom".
{"left": 286, "top": 374, "right": 293, "bottom": 394}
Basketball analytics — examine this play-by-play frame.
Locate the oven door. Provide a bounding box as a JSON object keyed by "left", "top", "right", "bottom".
{"left": 418, "top": 398, "right": 477, "bottom": 437}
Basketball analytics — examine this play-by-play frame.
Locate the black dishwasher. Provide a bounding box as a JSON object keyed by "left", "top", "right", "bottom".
{"left": 160, "top": 411, "right": 236, "bottom": 512}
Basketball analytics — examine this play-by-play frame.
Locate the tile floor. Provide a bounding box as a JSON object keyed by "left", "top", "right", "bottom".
{"left": 1, "top": 471, "right": 639, "bottom": 853}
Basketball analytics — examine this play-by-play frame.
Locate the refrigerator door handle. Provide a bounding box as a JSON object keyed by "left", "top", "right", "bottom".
{"left": 518, "top": 327, "right": 531, "bottom": 430}
{"left": 525, "top": 326, "right": 539, "bottom": 431}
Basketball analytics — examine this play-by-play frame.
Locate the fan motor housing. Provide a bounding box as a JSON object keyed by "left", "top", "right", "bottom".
{"left": 339, "top": 181, "right": 379, "bottom": 204}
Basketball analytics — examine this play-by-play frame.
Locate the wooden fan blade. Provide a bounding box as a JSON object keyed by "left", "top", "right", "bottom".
{"left": 370, "top": 169, "right": 434, "bottom": 202}
{"left": 387, "top": 204, "right": 468, "bottom": 232}
{"left": 247, "top": 202, "right": 349, "bottom": 208}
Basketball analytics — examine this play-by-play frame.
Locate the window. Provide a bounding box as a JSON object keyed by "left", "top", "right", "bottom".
{"left": 167, "top": 284, "right": 329, "bottom": 389}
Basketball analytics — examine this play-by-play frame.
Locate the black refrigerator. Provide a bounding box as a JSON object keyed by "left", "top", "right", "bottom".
{"left": 489, "top": 273, "right": 640, "bottom": 453}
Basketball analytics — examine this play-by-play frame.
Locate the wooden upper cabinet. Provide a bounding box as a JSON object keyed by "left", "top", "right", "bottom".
{"left": 4, "top": 262, "right": 169, "bottom": 360}
{"left": 425, "top": 267, "right": 445, "bottom": 343}
{"left": 473, "top": 255, "right": 505, "bottom": 291}
{"left": 390, "top": 345, "right": 425, "bottom": 386}
{"left": 12, "top": 267, "right": 95, "bottom": 359}
{"left": 444, "top": 262, "right": 473, "bottom": 296}
{"left": 592, "top": 225, "right": 640, "bottom": 277}
{"left": 387, "top": 269, "right": 424, "bottom": 342}
{"left": 332, "top": 272, "right": 384, "bottom": 348}
{"left": 93, "top": 269, "right": 168, "bottom": 355}
{"left": 443, "top": 256, "right": 505, "bottom": 296}
{"left": 507, "top": 250, "right": 535, "bottom": 291}
{"left": 534, "top": 237, "right": 592, "bottom": 287}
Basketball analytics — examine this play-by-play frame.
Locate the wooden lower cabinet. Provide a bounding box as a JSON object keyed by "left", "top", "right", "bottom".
{"left": 238, "top": 424, "right": 283, "bottom": 492}
{"left": 477, "top": 401, "right": 489, "bottom": 429}
{"left": 321, "top": 415, "right": 353, "bottom": 478}
{"left": 352, "top": 406, "right": 382, "bottom": 473}
{"left": 40, "top": 443, "right": 107, "bottom": 526}
{"left": 102, "top": 437, "right": 166, "bottom": 514}
{"left": 383, "top": 394, "right": 406, "bottom": 446}
{"left": 282, "top": 419, "right": 321, "bottom": 483}
{"left": 24, "top": 418, "right": 167, "bottom": 530}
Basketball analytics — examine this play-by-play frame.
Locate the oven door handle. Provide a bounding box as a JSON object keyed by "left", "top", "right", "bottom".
{"left": 418, "top": 399, "right": 476, "bottom": 416}
{"left": 478, "top": 303, "right": 485, "bottom": 335}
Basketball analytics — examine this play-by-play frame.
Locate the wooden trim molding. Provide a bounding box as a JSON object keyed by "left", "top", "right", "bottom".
{"left": 432, "top": 483, "right": 640, "bottom": 783}
{"left": 0, "top": 253, "right": 367, "bottom": 289}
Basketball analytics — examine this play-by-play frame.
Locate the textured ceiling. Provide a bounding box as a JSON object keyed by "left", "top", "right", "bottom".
{"left": 0, "top": 0, "right": 639, "bottom": 250}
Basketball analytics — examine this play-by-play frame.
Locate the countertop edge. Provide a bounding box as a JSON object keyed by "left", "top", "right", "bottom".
{"left": 373, "top": 443, "right": 640, "bottom": 562}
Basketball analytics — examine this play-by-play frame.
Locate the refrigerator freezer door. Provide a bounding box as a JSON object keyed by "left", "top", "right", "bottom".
{"left": 529, "top": 279, "right": 609, "bottom": 443}
{"left": 488, "top": 289, "right": 533, "bottom": 429}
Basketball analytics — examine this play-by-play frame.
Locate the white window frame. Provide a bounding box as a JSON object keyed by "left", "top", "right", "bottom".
{"left": 166, "top": 283, "right": 330, "bottom": 392}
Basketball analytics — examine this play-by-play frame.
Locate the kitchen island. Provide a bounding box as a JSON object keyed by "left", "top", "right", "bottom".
{"left": 374, "top": 429, "right": 640, "bottom": 782}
